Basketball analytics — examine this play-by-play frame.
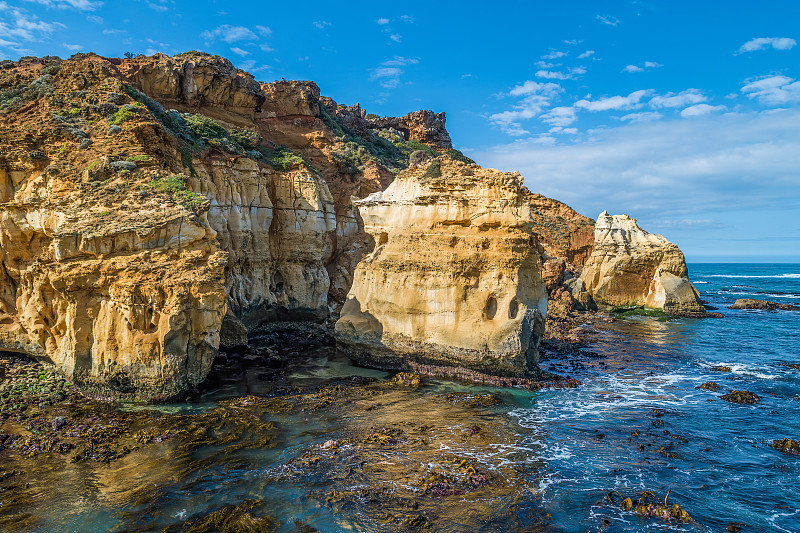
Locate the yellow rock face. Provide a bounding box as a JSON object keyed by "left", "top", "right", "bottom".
{"left": 335, "top": 158, "right": 548, "bottom": 377}
{"left": 580, "top": 211, "right": 705, "bottom": 315}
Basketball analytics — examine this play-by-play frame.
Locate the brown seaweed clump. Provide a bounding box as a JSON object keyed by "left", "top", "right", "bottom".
{"left": 720, "top": 390, "right": 760, "bottom": 404}
{"left": 162, "top": 500, "right": 279, "bottom": 533}
{"left": 770, "top": 438, "right": 800, "bottom": 457}
{"left": 607, "top": 489, "right": 692, "bottom": 523}
{"left": 697, "top": 382, "right": 721, "bottom": 391}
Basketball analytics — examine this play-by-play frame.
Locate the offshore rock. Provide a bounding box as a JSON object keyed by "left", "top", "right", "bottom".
{"left": 728, "top": 299, "right": 800, "bottom": 311}
{"left": 335, "top": 157, "right": 548, "bottom": 377}
{"left": 580, "top": 211, "right": 706, "bottom": 316}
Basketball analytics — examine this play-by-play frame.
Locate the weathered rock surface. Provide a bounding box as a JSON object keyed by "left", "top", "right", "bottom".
{"left": 580, "top": 211, "right": 706, "bottom": 316}
{"left": 335, "top": 157, "right": 548, "bottom": 377}
{"left": 0, "top": 52, "right": 457, "bottom": 400}
{"left": 728, "top": 299, "right": 800, "bottom": 311}
{"left": 527, "top": 192, "right": 595, "bottom": 266}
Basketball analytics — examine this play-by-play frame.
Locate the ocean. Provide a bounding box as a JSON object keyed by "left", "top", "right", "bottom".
{"left": 2, "top": 263, "right": 798, "bottom": 532}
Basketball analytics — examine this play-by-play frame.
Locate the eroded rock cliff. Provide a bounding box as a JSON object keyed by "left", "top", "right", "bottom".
{"left": 580, "top": 211, "right": 705, "bottom": 316}
{"left": 335, "top": 157, "right": 548, "bottom": 377}
{"left": 0, "top": 52, "right": 450, "bottom": 399}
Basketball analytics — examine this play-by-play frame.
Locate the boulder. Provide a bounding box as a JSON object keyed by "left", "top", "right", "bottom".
{"left": 728, "top": 299, "right": 799, "bottom": 311}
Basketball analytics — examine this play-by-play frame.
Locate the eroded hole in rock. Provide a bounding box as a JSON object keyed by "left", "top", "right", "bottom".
{"left": 378, "top": 232, "right": 389, "bottom": 246}
{"left": 145, "top": 307, "right": 157, "bottom": 334}
{"left": 270, "top": 271, "right": 285, "bottom": 295}
{"left": 508, "top": 298, "right": 519, "bottom": 319}
{"left": 485, "top": 296, "right": 497, "bottom": 320}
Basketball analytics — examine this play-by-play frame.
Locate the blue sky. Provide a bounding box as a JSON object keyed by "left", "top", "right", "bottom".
{"left": 2, "top": 0, "right": 799, "bottom": 262}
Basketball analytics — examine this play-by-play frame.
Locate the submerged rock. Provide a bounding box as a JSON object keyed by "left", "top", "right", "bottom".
{"left": 720, "top": 390, "right": 760, "bottom": 404}
{"left": 335, "top": 157, "right": 548, "bottom": 378}
{"left": 580, "top": 212, "right": 708, "bottom": 317}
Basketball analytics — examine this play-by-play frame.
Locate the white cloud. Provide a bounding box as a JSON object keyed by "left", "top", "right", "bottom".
{"left": 313, "top": 20, "right": 331, "bottom": 29}
{"left": 201, "top": 25, "right": 258, "bottom": 42}
{"left": 596, "top": 14, "right": 620, "bottom": 26}
{"left": 369, "top": 56, "right": 419, "bottom": 89}
{"left": 649, "top": 89, "right": 706, "bottom": 108}
{"left": 535, "top": 66, "right": 586, "bottom": 80}
{"left": 619, "top": 111, "right": 663, "bottom": 123}
{"left": 623, "top": 61, "right": 662, "bottom": 73}
{"left": 376, "top": 18, "right": 389, "bottom": 25}
{"left": 102, "top": 28, "right": 124, "bottom": 34}
{"left": 62, "top": 42, "right": 83, "bottom": 50}
{"left": 490, "top": 81, "right": 563, "bottom": 135}
{"left": 563, "top": 39, "right": 582, "bottom": 45}
{"left": 230, "top": 47, "right": 249, "bottom": 57}
{"left": 535, "top": 60, "right": 556, "bottom": 68}
{"left": 737, "top": 37, "right": 796, "bottom": 53}
{"left": 255, "top": 25, "right": 271, "bottom": 36}
{"left": 86, "top": 14, "right": 102, "bottom": 23}
{"left": 680, "top": 104, "right": 726, "bottom": 117}
{"left": 259, "top": 44, "right": 274, "bottom": 52}
{"left": 390, "top": 34, "right": 402, "bottom": 42}
{"left": 541, "top": 106, "right": 577, "bottom": 127}
{"left": 541, "top": 50, "right": 567, "bottom": 60}
{"left": 25, "top": 0, "right": 101, "bottom": 10}
{"left": 741, "top": 75, "right": 800, "bottom": 105}
{"left": 577, "top": 50, "right": 595, "bottom": 59}
{"left": 399, "top": 15, "right": 414, "bottom": 22}
{"left": 147, "top": 2, "right": 167, "bottom": 11}
{"left": 574, "top": 89, "right": 652, "bottom": 111}
{"left": 0, "top": 3, "right": 65, "bottom": 43}
{"left": 473, "top": 108, "right": 800, "bottom": 227}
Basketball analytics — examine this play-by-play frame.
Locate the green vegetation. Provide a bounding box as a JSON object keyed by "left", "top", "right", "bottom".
{"left": 269, "top": 147, "right": 304, "bottom": 171}
{"left": 148, "top": 174, "right": 208, "bottom": 213}
{"left": 609, "top": 306, "right": 671, "bottom": 321}
{"left": 422, "top": 160, "right": 442, "bottom": 179}
{"left": 97, "top": 211, "right": 110, "bottom": 217}
{"left": 404, "top": 140, "right": 439, "bottom": 157}
{"left": 108, "top": 107, "right": 136, "bottom": 125}
{"left": 124, "top": 155, "right": 150, "bottom": 162}
{"left": 445, "top": 148, "right": 475, "bottom": 165}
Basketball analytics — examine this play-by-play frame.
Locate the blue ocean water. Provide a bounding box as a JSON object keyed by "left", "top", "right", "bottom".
{"left": 521, "top": 263, "right": 800, "bottom": 532}
{"left": 6, "top": 264, "right": 800, "bottom": 532}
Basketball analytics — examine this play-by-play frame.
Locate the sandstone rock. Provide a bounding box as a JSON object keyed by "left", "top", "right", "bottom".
{"left": 367, "top": 110, "right": 452, "bottom": 149}
{"left": 580, "top": 211, "right": 706, "bottom": 316}
{"left": 335, "top": 157, "right": 547, "bottom": 377}
{"left": 259, "top": 80, "right": 320, "bottom": 118}
{"left": 527, "top": 191, "right": 595, "bottom": 266}
{"left": 728, "top": 299, "right": 800, "bottom": 311}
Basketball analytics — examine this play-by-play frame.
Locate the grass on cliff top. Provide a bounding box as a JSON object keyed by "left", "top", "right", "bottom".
{"left": 148, "top": 174, "right": 208, "bottom": 214}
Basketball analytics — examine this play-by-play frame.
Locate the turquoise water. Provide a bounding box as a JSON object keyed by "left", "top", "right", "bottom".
{"left": 5, "top": 264, "right": 800, "bottom": 531}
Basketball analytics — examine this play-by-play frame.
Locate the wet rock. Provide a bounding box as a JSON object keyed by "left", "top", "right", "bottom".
{"left": 697, "top": 382, "right": 721, "bottom": 391}
{"left": 728, "top": 298, "right": 800, "bottom": 311}
{"left": 711, "top": 366, "right": 732, "bottom": 372}
{"left": 720, "top": 390, "right": 760, "bottom": 404}
{"left": 607, "top": 489, "right": 692, "bottom": 523}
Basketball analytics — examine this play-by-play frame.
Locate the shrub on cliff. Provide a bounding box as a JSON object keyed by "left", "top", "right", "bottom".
{"left": 148, "top": 174, "right": 208, "bottom": 213}
{"left": 109, "top": 107, "right": 136, "bottom": 125}
{"left": 269, "top": 147, "right": 304, "bottom": 171}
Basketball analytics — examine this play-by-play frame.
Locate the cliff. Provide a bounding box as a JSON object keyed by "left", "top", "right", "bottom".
{"left": 580, "top": 211, "right": 706, "bottom": 316}
{"left": 0, "top": 52, "right": 464, "bottom": 399}
{"left": 335, "top": 156, "right": 548, "bottom": 377}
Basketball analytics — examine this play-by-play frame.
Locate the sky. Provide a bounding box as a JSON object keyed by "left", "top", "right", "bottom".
{"left": 1, "top": 0, "right": 799, "bottom": 262}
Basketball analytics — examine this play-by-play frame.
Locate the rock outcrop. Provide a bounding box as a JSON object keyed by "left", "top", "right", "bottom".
{"left": 527, "top": 192, "right": 595, "bottom": 266}
{"left": 335, "top": 157, "right": 548, "bottom": 377}
{"left": 728, "top": 299, "right": 799, "bottom": 311}
{"left": 580, "top": 211, "right": 706, "bottom": 316}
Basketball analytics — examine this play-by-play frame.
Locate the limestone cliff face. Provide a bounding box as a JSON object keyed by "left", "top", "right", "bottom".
{"left": 335, "top": 158, "right": 548, "bottom": 377}
{"left": 580, "top": 211, "right": 705, "bottom": 315}
{"left": 0, "top": 52, "right": 457, "bottom": 399}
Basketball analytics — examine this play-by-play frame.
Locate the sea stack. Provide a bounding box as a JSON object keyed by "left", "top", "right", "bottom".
{"left": 335, "top": 156, "right": 548, "bottom": 377}
{"left": 580, "top": 211, "right": 706, "bottom": 316}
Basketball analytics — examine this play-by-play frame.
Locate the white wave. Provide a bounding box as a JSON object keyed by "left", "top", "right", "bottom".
{"left": 694, "top": 280, "right": 709, "bottom": 284}
{"left": 723, "top": 291, "right": 800, "bottom": 299}
{"left": 706, "top": 273, "right": 800, "bottom": 279}
{"left": 702, "top": 362, "right": 778, "bottom": 380}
